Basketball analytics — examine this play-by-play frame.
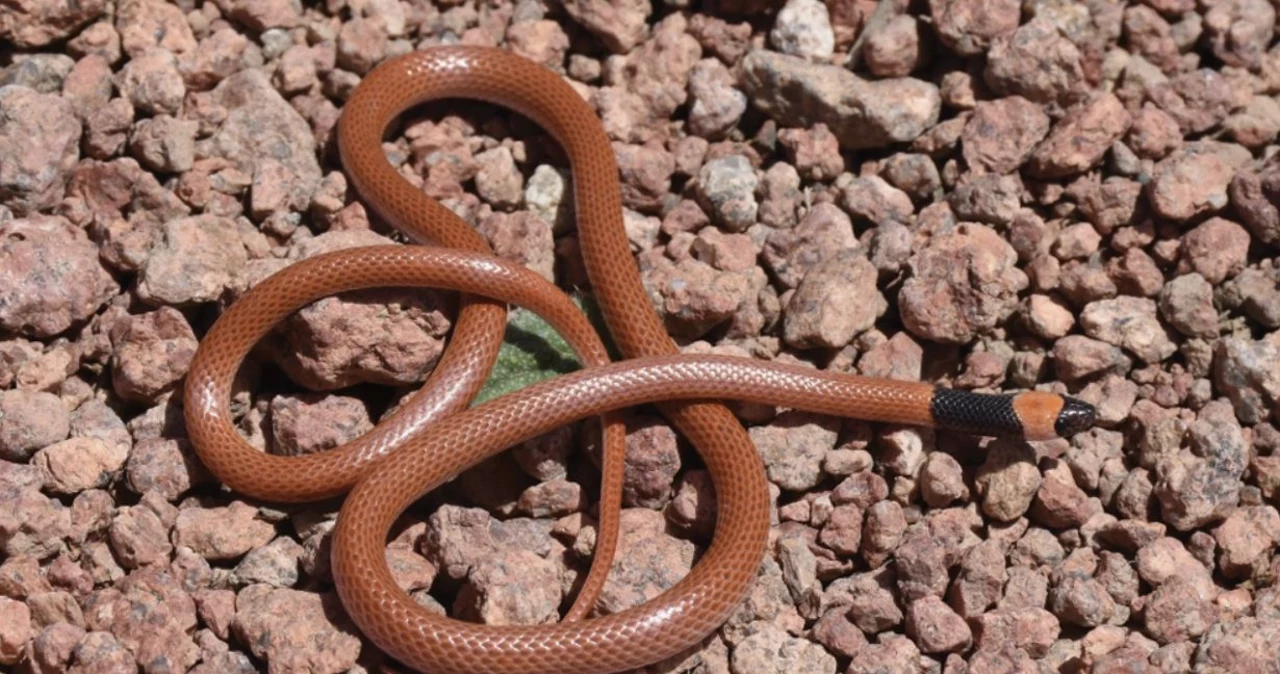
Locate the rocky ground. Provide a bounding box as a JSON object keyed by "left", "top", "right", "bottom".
{"left": 2, "top": 0, "right": 1280, "bottom": 672}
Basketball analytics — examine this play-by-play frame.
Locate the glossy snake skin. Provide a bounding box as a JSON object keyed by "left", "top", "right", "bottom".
{"left": 183, "top": 46, "right": 1095, "bottom": 674}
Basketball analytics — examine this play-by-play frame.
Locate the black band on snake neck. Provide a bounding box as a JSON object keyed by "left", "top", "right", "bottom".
{"left": 929, "top": 388, "right": 1024, "bottom": 439}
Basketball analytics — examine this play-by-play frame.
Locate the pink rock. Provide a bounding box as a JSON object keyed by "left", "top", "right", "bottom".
{"left": 777, "top": 123, "right": 844, "bottom": 182}
{"left": 1024, "top": 294, "right": 1075, "bottom": 341}
{"left": 1148, "top": 69, "right": 1237, "bottom": 135}
{"left": 233, "top": 536, "right": 304, "bottom": 588}
{"left": 975, "top": 443, "right": 1041, "bottom": 522}
{"left": 113, "top": 47, "right": 185, "bottom": 116}
{"left": 1106, "top": 248, "right": 1164, "bottom": 297}
{"left": 560, "top": 0, "right": 651, "bottom": 53}
{"left": 688, "top": 58, "right": 747, "bottom": 139}
{"left": 1027, "top": 93, "right": 1132, "bottom": 179}
{"left": 34, "top": 438, "right": 127, "bottom": 496}
{"left": 213, "top": 0, "right": 303, "bottom": 32}
{"left": 116, "top": 0, "right": 194, "bottom": 58}
{"left": 921, "top": 452, "right": 966, "bottom": 509}
{"left": 268, "top": 394, "right": 372, "bottom": 457}
{"left": 1205, "top": 0, "right": 1275, "bottom": 69}
{"left": 929, "top": 0, "right": 1020, "bottom": 56}
{"left": 730, "top": 622, "right": 835, "bottom": 674}
{"left": 845, "top": 634, "right": 921, "bottom": 674}
{"left": 782, "top": 250, "right": 885, "bottom": 350}
{"left": 28, "top": 622, "right": 84, "bottom": 673}
{"left": 2, "top": 221, "right": 119, "bottom": 342}
{"left": 172, "top": 501, "right": 275, "bottom": 562}
{"left": 67, "top": 21, "right": 121, "bottom": 64}
{"left": 1079, "top": 296, "right": 1177, "bottom": 364}
{"left": 978, "top": 608, "right": 1061, "bottom": 661}
{"left": 1142, "top": 576, "right": 1219, "bottom": 644}
{"left": 899, "top": 223, "right": 1026, "bottom": 344}
{"left": 82, "top": 566, "right": 199, "bottom": 673}
{"left": 1158, "top": 273, "right": 1218, "bottom": 339}
{"left": 1195, "top": 616, "right": 1280, "bottom": 670}
{"left": 639, "top": 255, "right": 754, "bottom": 339}
{"left": 741, "top": 49, "right": 940, "bottom": 150}
{"left": 881, "top": 153, "right": 941, "bottom": 202}
{"left": 201, "top": 68, "right": 321, "bottom": 210}
{"left": 0, "top": 391, "right": 69, "bottom": 462}
{"left": 178, "top": 28, "right": 250, "bottom": 91}
{"left": 1123, "top": 6, "right": 1181, "bottom": 73}
{"left": 0, "top": 596, "right": 30, "bottom": 665}
{"left": 1212, "top": 505, "right": 1280, "bottom": 580}
{"left": 984, "top": 15, "right": 1085, "bottom": 107}
{"left": 1049, "top": 571, "right": 1116, "bottom": 628}
{"left": 961, "top": 96, "right": 1050, "bottom": 174}
{"left": 1126, "top": 104, "right": 1182, "bottom": 160}
{"left": 335, "top": 17, "right": 387, "bottom": 75}
{"left": 948, "top": 172, "right": 1022, "bottom": 225}
{"left": 811, "top": 607, "right": 867, "bottom": 658}
{"left": 0, "top": 0, "right": 107, "bottom": 48}
{"left": 594, "top": 509, "right": 694, "bottom": 615}
{"left": 455, "top": 547, "right": 562, "bottom": 626}
{"left": 423, "top": 505, "right": 499, "bottom": 582}
{"left": 1178, "top": 217, "right": 1250, "bottom": 284}
{"left": 864, "top": 15, "right": 924, "bottom": 78}
{"left": 762, "top": 202, "right": 856, "bottom": 289}
{"left": 231, "top": 586, "right": 359, "bottom": 674}
{"left": 108, "top": 307, "right": 198, "bottom": 405}
{"left": 842, "top": 175, "right": 913, "bottom": 226}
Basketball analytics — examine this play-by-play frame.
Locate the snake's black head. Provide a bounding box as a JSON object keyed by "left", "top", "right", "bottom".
{"left": 1053, "top": 396, "right": 1096, "bottom": 438}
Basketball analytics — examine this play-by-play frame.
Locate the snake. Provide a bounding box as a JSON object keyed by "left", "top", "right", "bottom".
{"left": 182, "top": 46, "right": 1096, "bottom": 674}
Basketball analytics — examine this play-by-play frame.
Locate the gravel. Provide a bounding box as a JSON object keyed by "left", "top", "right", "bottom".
{"left": 3, "top": 0, "right": 1280, "bottom": 672}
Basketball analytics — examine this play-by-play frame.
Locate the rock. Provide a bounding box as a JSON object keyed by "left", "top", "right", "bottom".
{"left": 137, "top": 214, "right": 249, "bottom": 305}
{"left": 1147, "top": 68, "right": 1236, "bottom": 135}
{"left": 109, "top": 307, "right": 199, "bottom": 405}
{"left": 0, "top": 596, "right": 30, "bottom": 665}
{"left": 0, "top": 391, "right": 70, "bottom": 462}
{"left": 984, "top": 16, "right": 1085, "bottom": 107}
{"left": 961, "top": 96, "right": 1050, "bottom": 174}
{"left": 975, "top": 442, "right": 1041, "bottom": 521}
{"left": 687, "top": 58, "right": 747, "bottom": 140}
{"left": 1230, "top": 159, "right": 1280, "bottom": 246}
{"left": 1205, "top": 0, "right": 1275, "bottom": 69}
{"left": 899, "top": 223, "right": 1026, "bottom": 344}
{"left": 33, "top": 438, "right": 127, "bottom": 495}
{"left": 198, "top": 68, "right": 322, "bottom": 213}
{"left": 1178, "top": 217, "right": 1250, "bottom": 284}
{"left": 863, "top": 14, "right": 924, "bottom": 78}
{"left": 751, "top": 411, "right": 839, "bottom": 492}
{"left": 762, "top": 202, "right": 857, "bottom": 289}
{"left": 730, "top": 622, "right": 836, "bottom": 674}
{"left": 1026, "top": 93, "right": 1132, "bottom": 179}
{"left": 231, "top": 585, "right": 360, "bottom": 674}
{"left": 172, "top": 501, "right": 276, "bottom": 561}
{"left": 929, "top": 0, "right": 1020, "bottom": 56}
{"left": 741, "top": 49, "right": 940, "bottom": 150}
{"left": 1158, "top": 273, "right": 1218, "bottom": 339}
{"left": 906, "top": 595, "right": 972, "bottom": 654}
{"left": 455, "top": 548, "right": 561, "bottom": 626}
{"left": 695, "top": 154, "right": 758, "bottom": 232}
{"left": 1214, "top": 336, "right": 1280, "bottom": 425}
{"left": 1212, "top": 505, "right": 1280, "bottom": 580}
{"left": 559, "top": 0, "right": 651, "bottom": 53}
{"left": 1079, "top": 297, "right": 1177, "bottom": 364}
{"left": 782, "top": 250, "right": 885, "bottom": 350}
{"left": 769, "top": 0, "right": 835, "bottom": 60}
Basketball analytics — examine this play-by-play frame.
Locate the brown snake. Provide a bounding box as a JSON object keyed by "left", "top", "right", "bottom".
{"left": 183, "top": 46, "right": 1095, "bottom": 674}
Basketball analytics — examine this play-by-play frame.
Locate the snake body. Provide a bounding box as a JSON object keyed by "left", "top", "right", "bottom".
{"left": 183, "top": 46, "right": 1095, "bottom": 674}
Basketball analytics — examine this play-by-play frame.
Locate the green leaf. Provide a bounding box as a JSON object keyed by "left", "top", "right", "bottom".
{"left": 472, "top": 292, "right": 617, "bottom": 405}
